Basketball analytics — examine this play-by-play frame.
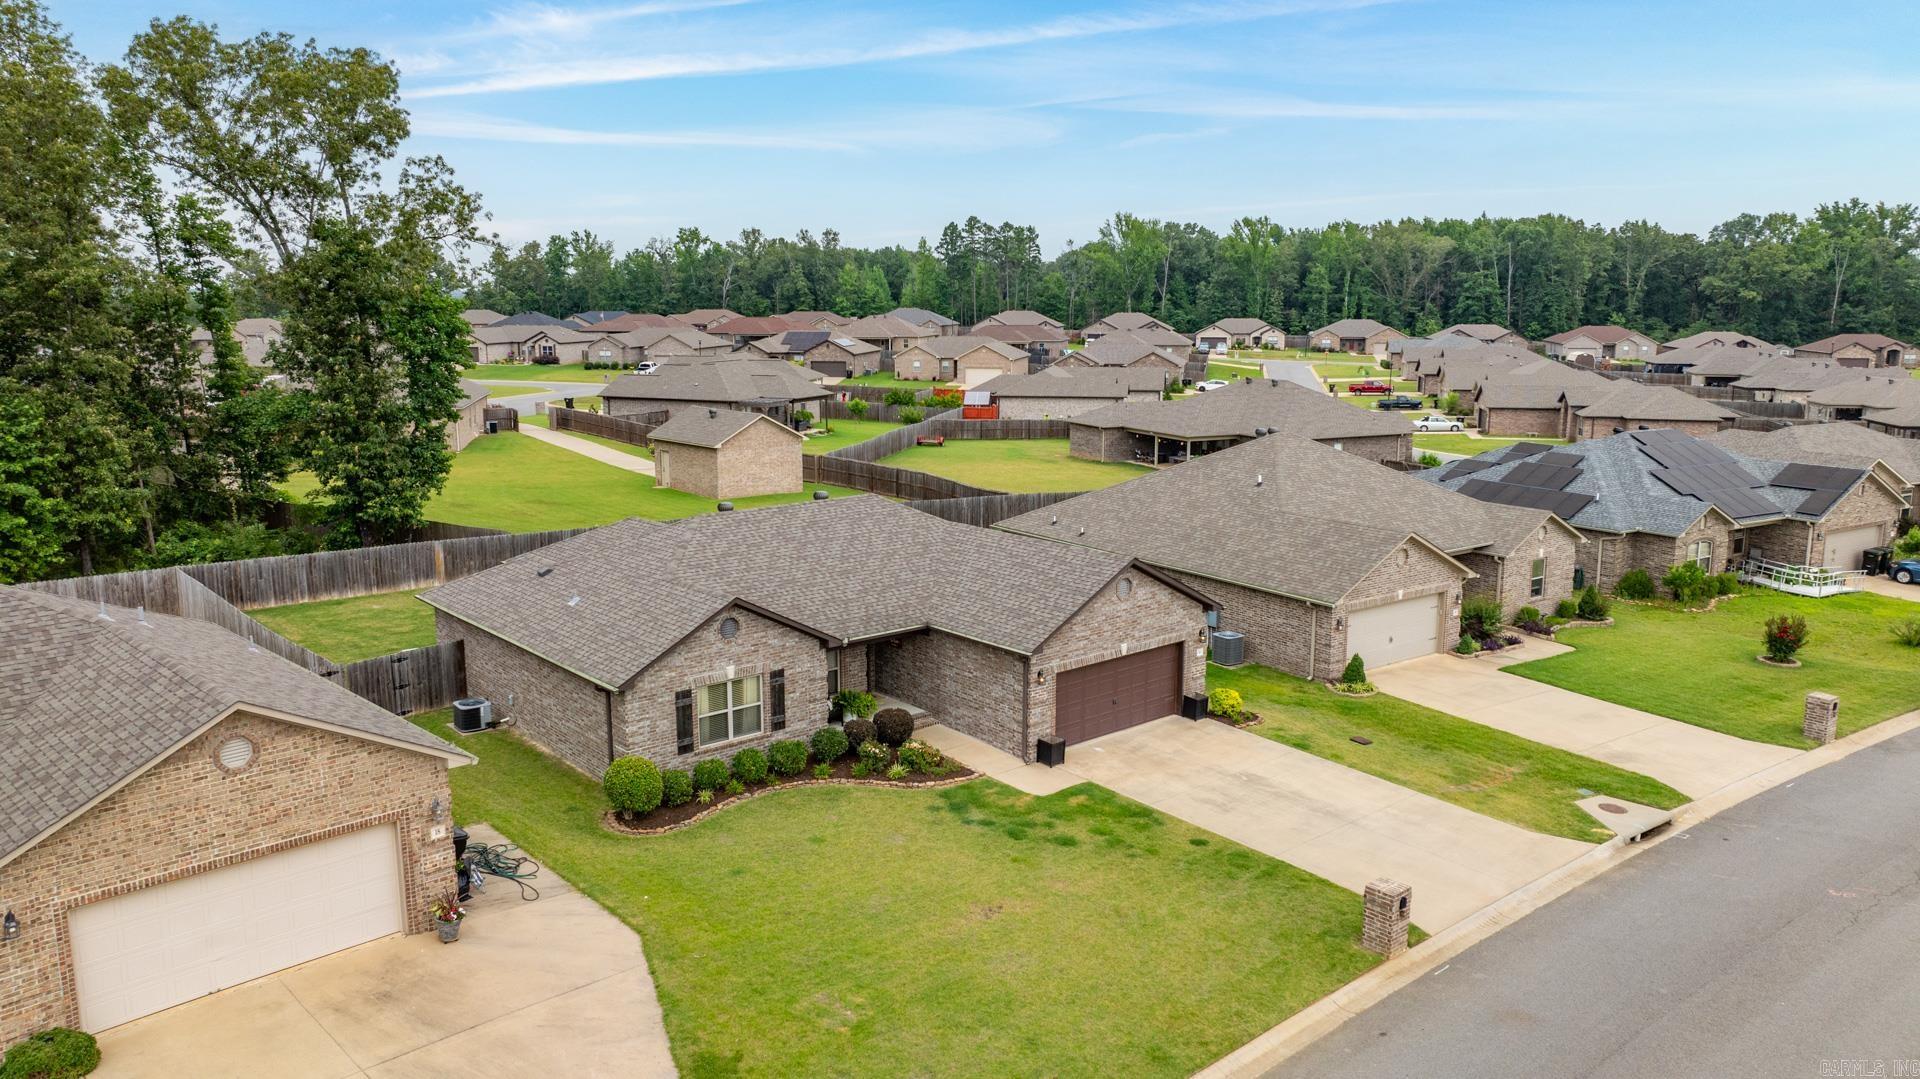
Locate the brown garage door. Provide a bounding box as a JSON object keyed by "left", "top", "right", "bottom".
{"left": 1054, "top": 644, "right": 1182, "bottom": 744}
{"left": 811, "top": 360, "right": 850, "bottom": 378}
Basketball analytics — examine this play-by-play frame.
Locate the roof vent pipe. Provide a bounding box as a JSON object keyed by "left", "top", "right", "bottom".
{"left": 1256, "top": 474, "right": 1264, "bottom": 487}
{"left": 708, "top": 408, "right": 717, "bottom": 418}
{"left": 96, "top": 598, "right": 111, "bottom": 621}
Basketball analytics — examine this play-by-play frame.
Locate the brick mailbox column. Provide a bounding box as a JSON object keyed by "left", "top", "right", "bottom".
{"left": 1362, "top": 878, "right": 1412, "bottom": 958}
{"left": 1803, "top": 692, "right": 1839, "bottom": 745}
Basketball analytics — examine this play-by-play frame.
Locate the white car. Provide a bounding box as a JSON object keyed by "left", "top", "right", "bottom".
{"left": 1194, "top": 379, "right": 1230, "bottom": 392}
{"left": 1413, "top": 414, "right": 1462, "bottom": 432}
{"left": 632, "top": 361, "right": 659, "bottom": 374}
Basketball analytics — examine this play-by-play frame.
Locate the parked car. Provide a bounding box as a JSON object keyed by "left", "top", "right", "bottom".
{"left": 1348, "top": 380, "right": 1392, "bottom": 395}
{"left": 633, "top": 361, "right": 659, "bottom": 374}
{"left": 1413, "top": 414, "right": 1463, "bottom": 432}
{"left": 1891, "top": 559, "right": 1920, "bottom": 585}
{"left": 1376, "top": 395, "right": 1424, "bottom": 411}
{"left": 1195, "top": 379, "right": 1230, "bottom": 392}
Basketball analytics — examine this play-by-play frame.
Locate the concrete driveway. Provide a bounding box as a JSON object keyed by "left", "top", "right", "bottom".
{"left": 94, "top": 824, "right": 675, "bottom": 1079}
{"left": 1059, "top": 717, "right": 1589, "bottom": 931}
{"left": 473, "top": 380, "right": 606, "bottom": 417}
{"left": 1857, "top": 574, "right": 1920, "bottom": 604}
{"left": 1261, "top": 360, "right": 1326, "bottom": 393}
{"left": 1370, "top": 642, "right": 1800, "bottom": 798}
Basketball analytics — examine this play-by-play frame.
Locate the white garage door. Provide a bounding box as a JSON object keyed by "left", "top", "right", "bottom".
{"left": 961, "top": 366, "right": 999, "bottom": 388}
{"left": 1823, "top": 525, "right": 1883, "bottom": 571}
{"left": 70, "top": 825, "right": 403, "bottom": 1032}
{"left": 1346, "top": 594, "right": 1441, "bottom": 669}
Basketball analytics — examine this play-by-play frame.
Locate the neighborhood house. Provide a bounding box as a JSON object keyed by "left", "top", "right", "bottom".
{"left": 1067, "top": 379, "right": 1413, "bottom": 465}
{"left": 649, "top": 408, "right": 804, "bottom": 500}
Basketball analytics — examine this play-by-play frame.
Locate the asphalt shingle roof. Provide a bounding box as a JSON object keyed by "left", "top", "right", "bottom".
{"left": 423, "top": 497, "right": 1170, "bottom": 688}
{"left": 1705, "top": 424, "right": 1920, "bottom": 485}
{"left": 886, "top": 307, "right": 958, "bottom": 327}
{"left": 0, "top": 587, "right": 469, "bottom": 863}
{"left": 1310, "top": 318, "right": 1397, "bottom": 338}
{"left": 1573, "top": 383, "right": 1738, "bottom": 422}
{"left": 978, "top": 366, "right": 1167, "bottom": 398}
{"left": 648, "top": 407, "right": 798, "bottom": 448}
{"left": 1069, "top": 379, "right": 1409, "bottom": 442}
{"left": 1661, "top": 330, "right": 1775, "bottom": 352}
{"left": 601, "top": 359, "right": 830, "bottom": 405}
{"left": 900, "top": 335, "right": 1029, "bottom": 361}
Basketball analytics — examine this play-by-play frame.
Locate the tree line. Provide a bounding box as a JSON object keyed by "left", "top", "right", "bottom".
{"left": 469, "top": 204, "right": 1920, "bottom": 347}
{"left": 0, "top": 0, "right": 479, "bottom": 581}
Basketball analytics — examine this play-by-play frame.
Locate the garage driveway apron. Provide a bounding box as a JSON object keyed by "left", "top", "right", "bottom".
{"left": 1058, "top": 717, "right": 1589, "bottom": 931}
{"left": 92, "top": 824, "right": 675, "bottom": 1079}
{"left": 1369, "top": 641, "right": 1801, "bottom": 799}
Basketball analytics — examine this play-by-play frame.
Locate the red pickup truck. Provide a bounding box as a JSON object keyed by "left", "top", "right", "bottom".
{"left": 1348, "top": 380, "right": 1392, "bottom": 395}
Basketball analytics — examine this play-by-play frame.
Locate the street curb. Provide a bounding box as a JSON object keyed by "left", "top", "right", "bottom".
{"left": 1196, "top": 705, "right": 1920, "bottom": 1078}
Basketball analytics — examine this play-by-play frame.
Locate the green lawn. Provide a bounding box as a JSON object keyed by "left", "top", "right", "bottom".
{"left": 1509, "top": 590, "right": 1920, "bottom": 747}
{"left": 1412, "top": 433, "right": 1569, "bottom": 456}
{"left": 1313, "top": 361, "right": 1384, "bottom": 379}
{"left": 879, "top": 438, "right": 1152, "bottom": 493}
{"left": 251, "top": 590, "right": 434, "bottom": 663}
{"left": 520, "top": 413, "right": 651, "bottom": 457}
{"left": 414, "top": 709, "right": 1388, "bottom": 1078}
{"left": 1205, "top": 360, "right": 1264, "bottom": 381}
{"left": 839, "top": 372, "right": 951, "bottom": 390}
{"left": 430, "top": 433, "right": 853, "bottom": 531}
{"left": 1212, "top": 664, "right": 1687, "bottom": 842}
{"left": 470, "top": 363, "right": 621, "bottom": 383}
{"left": 801, "top": 418, "right": 903, "bottom": 454}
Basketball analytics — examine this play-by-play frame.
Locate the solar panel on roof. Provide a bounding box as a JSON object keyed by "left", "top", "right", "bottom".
{"left": 1498, "top": 442, "right": 1555, "bottom": 461}
{"left": 1502, "top": 461, "right": 1583, "bottom": 491}
{"left": 1795, "top": 488, "right": 1844, "bottom": 516}
{"left": 1457, "top": 479, "right": 1595, "bottom": 519}
{"left": 1442, "top": 459, "right": 1496, "bottom": 480}
{"left": 1535, "top": 451, "right": 1583, "bottom": 468}
{"left": 1771, "top": 463, "right": 1859, "bottom": 491}
{"left": 1706, "top": 487, "right": 1783, "bottom": 519}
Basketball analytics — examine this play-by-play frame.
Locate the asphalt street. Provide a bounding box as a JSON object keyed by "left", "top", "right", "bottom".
{"left": 1277, "top": 724, "right": 1920, "bottom": 1078}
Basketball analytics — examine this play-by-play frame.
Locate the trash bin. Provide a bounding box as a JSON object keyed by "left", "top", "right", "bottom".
{"left": 1863, "top": 546, "right": 1893, "bottom": 577}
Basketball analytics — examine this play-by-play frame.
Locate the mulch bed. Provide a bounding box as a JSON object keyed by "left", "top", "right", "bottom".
{"left": 602, "top": 757, "right": 977, "bottom": 837}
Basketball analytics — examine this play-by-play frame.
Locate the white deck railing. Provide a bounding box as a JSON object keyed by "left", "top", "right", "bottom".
{"left": 1738, "top": 556, "right": 1865, "bottom": 597}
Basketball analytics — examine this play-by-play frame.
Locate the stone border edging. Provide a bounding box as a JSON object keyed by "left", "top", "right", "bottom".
{"left": 600, "top": 771, "right": 979, "bottom": 836}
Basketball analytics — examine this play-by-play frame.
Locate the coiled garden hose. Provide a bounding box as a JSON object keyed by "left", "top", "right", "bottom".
{"left": 464, "top": 840, "right": 541, "bottom": 901}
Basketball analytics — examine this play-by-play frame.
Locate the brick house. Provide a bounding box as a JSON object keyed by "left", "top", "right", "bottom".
{"left": 0, "top": 588, "right": 471, "bottom": 1046}
{"left": 1308, "top": 318, "right": 1408, "bottom": 359}
{"left": 650, "top": 408, "right": 804, "bottom": 500}
{"left": 1195, "top": 318, "right": 1283, "bottom": 351}
{"left": 1438, "top": 323, "right": 1528, "bottom": 348}
{"left": 829, "top": 315, "right": 939, "bottom": 356}
{"left": 1079, "top": 312, "right": 1176, "bottom": 341}
{"left": 976, "top": 366, "right": 1168, "bottom": 419}
{"left": 1424, "top": 430, "right": 1907, "bottom": 587}
{"left": 1054, "top": 332, "right": 1186, "bottom": 374}
{"left": 426, "top": 497, "right": 1214, "bottom": 774}
{"left": 1793, "top": 333, "right": 1914, "bottom": 368}
{"left": 891, "top": 336, "right": 1031, "bottom": 385}
{"left": 973, "top": 309, "right": 1064, "bottom": 331}
{"left": 1404, "top": 343, "right": 1539, "bottom": 397}
{"left": 1566, "top": 384, "right": 1736, "bottom": 441}
{"left": 1467, "top": 360, "right": 1614, "bottom": 437}
{"left": 672, "top": 308, "right": 741, "bottom": 331}
{"left": 1806, "top": 375, "right": 1920, "bottom": 423}
{"left": 1707, "top": 423, "right": 1920, "bottom": 510}
{"left": 749, "top": 331, "right": 883, "bottom": 377}
{"left": 1000, "top": 436, "right": 1581, "bottom": 676}
{"left": 448, "top": 379, "right": 491, "bottom": 452}
{"left": 1658, "top": 330, "right": 1777, "bottom": 355}
{"left": 600, "top": 359, "right": 830, "bottom": 426}
{"left": 1543, "top": 325, "right": 1659, "bottom": 364}
{"left": 970, "top": 322, "right": 1069, "bottom": 364}
{"left": 1067, "top": 379, "right": 1413, "bottom": 466}
{"left": 885, "top": 307, "right": 961, "bottom": 336}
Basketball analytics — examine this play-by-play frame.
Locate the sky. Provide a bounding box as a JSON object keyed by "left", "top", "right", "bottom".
{"left": 52, "top": 0, "right": 1920, "bottom": 255}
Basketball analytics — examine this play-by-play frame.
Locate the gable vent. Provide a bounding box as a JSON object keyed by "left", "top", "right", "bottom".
{"left": 217, "top": 736, "right": 255, "bottom": 772}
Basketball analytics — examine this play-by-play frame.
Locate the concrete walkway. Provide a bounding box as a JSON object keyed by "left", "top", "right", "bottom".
{"left": 94, "top": 824, "right": 676, "bottom": 1079}
{"left": 1370, "top": 641, "right": 1800, "bottom": 798}
{"left": 471, "top": 380, "right": 606, "bottom": 417}
{"left": 1049, "top": 717, "right": 1590, "bottom": 931}
{"left": 517, "top": 422, "right": 655, "bottom": 475}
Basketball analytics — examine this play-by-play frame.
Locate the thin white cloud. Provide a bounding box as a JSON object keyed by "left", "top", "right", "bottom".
{"left": 410, "top": 105, "right": 1062, "bottom": 153}
{"left": 460, "top": 0, "right": 754, "bottom": 41}
{"left": 411, "top": 111, "right": 853, "bottom": 149}
{"left": 410, "top": 0, "right": 1395, "bottom": 97}
{"left": 1092, "top": 93, "right": 1526, "bottom": 121}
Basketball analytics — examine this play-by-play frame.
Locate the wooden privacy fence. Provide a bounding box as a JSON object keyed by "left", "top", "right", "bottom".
{"left": 902, "top": 491, "right": 1078, "bottom": 527}
{"left": 804, "top": 456, "right": 1004, "bottom": 499}
{"left": 933, "top": 418, "right": 1071, "bottom": 439}
{"left": 818, "top": 399, "right": 959, "bottom": 423}
{"left": 336, "top": 642, "right": 466, "bottom": 716}
{"left": 552, "top": 406, "right": 662, "bottom": 446}
{"left": 482, "top": 406, "right": 520, "bottom": 432}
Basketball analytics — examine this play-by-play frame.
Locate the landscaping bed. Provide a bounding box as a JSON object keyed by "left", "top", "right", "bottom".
{"left": 412, "top": 705, "right": 1389, "bottom": 1077}
{"left": 1208, "top": 663, "right": 1688, "bottom": 842}
{"left": 1508, "top": 590, "right": 1920, "bottom": 747}
{"left": 877, "top": 438, "right": 1151, "bottom": 493}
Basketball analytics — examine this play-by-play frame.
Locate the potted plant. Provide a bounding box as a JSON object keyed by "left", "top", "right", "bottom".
{"left": 431, "top": 892, "right": 467, "bottom": 943}
{"left": 832, "top": 688, "right": 877, "bottom": 725}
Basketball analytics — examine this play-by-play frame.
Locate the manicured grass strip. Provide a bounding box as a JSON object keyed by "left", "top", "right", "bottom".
{"left": 251, "top": 589, "right": 434, "bottom": 663}
{"left": 1412, "top": 433, "right": 1569, "bottom": 456}
{"left": 878, "top": 438, "right": 1152, "bottom": 493}
{"left": 469, "top": 362, "right": 621, "bottom": 383}
{"left": 839, "top": 372, "right": 952, "bottom": 390}
{"left": 414, "top": 710, "right": 1389, "bottom": 1078}
{"left": 1205, "top": 360, "right": 1265, "bottom": 381}
{"left": 1507, "top": 590, "right": 1920, "bottom": 747}
{"left": 429, "top": 432, "right": 852, "bottom": 531}
{"left": 1211, "top": 663, "right": 1688, "bottom": 842}
{"left": 800, "top": 418, "right": 903, "bottom": 454}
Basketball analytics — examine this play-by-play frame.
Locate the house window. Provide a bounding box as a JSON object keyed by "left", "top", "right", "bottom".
{"left": 826, "top": 648, "right": 841, "bottom": 700}
{"left": 1686, "top": 539, "right": 1713, "bottom": 570}
{"left": 540, "top": 344, "right": 555, "bottom": 357}
{"left": 697, "top": 675, "right": 761, "bottom": 746}
{"left": 1731, "top": 533, "right": 1747, "bottom": 558}
{"left": 1529, "top": 558, "right": 1545, "bottom": 598}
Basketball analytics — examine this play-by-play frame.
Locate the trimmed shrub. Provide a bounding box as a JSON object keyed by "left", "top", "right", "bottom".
{"left": 724, "top": 778, "right": 745, "bottom": 796}
{"left": 1894, "top": 525, "right": 1920, "bottom": 560}
{"left": 1893, "top": 620, "right": 1920, "bottom": 648}
{"left": 896, "top": 739, "right": 947, "bottom": 775}
{"left": 882, "top": 388, "right": 916, "bottom": 407}
{"left": 899, "top": 406, "right": 924, "bottom": 424}
{"left": 857, "top": 739, "right": 890, "bottom": 773}
{"left": 767, "top": 739, "right": 808, "bottom": 776}
{"left": 602, "top": 756, "right": 663, "bottom": 817}
{"left": 1454, "top": 635, "right": 1481, "bottom": 655}
{"left": 1208, "top": 686, "right": 1245, "bottom": 721}
{"left": 691, "top": 758, "right": 730, "bottom": 792}
{"left": 0, "top": 1028, "right": 99, "bottom": 1079}
{"left": 1763, "top": 613, "right": 1810, "bottom": 662}
{"left": 809, "top": 725, "right": 849, "bottom": 763}
{"left": 1577, "top": 585, "right": 1609, "bottom": 620}
{"left": 791, "top": 408, "right": 814, "bottom": 430}
{"left": 1712, "top": 571, "right": 1740, "bottom": 596}
{"left": 1663, "top": 562, "right": 1712, "bottom": 605}
{"left": 1417, "top": 452, "right": 1443, "bottom": 469}
{"left": 1342, "top": 654, "right": 1370, "bottom": 686}
{"left": 1459, "top": 596, "right": 1503, "bottom": 640}
{"left": 846, "top": 397, "right": 869, "bottom": 418}
{"left": 730, "top": 747, "right": 769, "bottom": 785}
{"left": 886, "top": 762, "right": 910, "bottom": 780}
{"left": 661, "top": 769, "right": 694, "bottom": 808}
{"left": 842, "top": 717, "right": 875, "bottom": 751}
{"left": 1554, "top": 598, "right": 1580, "bottom": 619}
{"left": 1515, "top": 606, "right": 1542, "bottom": 624}
{"left": 812, "top": 762, "right": 832, "bottom": 779}
{"left": 873, "top": 707, "right": 915, "bottom": 746}
{"left": 1615, "top": 569, "right": 1656, "bottom": 600}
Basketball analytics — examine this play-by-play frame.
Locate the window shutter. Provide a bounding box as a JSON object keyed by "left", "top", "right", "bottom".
{"left": 675, "top": 690, "right": 694, "bottom": 754}
{"left": 770, "top": 669, "right": 787, "bottom": 731}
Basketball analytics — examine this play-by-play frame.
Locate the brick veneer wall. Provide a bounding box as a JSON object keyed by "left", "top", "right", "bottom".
{"left": 1165, "top": 571, "right": 1337, "bottom": 681}
{"left": 1577, "top": 514, "right": 1733, "bottom": 594}
{"left": 806, "top": 339, "right": 879, "bottom": 376}
{"left": 954, "top": 347, "right": 1027, "bottom": 383}
{"left": 438, "top": 610, "right": 611, "bottom": 776}
{"left": 653, "top": 442, "right": 719, "bottom": 499}
{"left": 1459, "top": 524, "right": 1579, "bottom": 616}
{"left": 1324, "top": 433, "right": 1412, "bottom": 465}
{"left": 0, "top": 713, "right": 450, "bottom": 1047}
{"left": 712, "top": 422, "right": 803, "bottom": 499}
{"left": 1335, "top": 540, "right": 1465, "bottom": 665}
{"left": 1572, "top": 416, "right": 1728, "bottom": 441}
{"left": 871, "top": 631, "right": 1027, "bottom": 754}
{"left": 1027, "top": 572, "right": 1208, "bottom": 752}
{"left": 1479, "top": 406, "right": 1564, "bottom": 438}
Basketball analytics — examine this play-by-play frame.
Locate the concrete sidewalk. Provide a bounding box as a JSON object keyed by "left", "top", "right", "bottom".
{"left": 94, "top": 824, "right": 676, "bottom": 1079}
{"left": 518, "top": 422, "right": 655, "bottom": 475}
{"left": 1370, "top": 641, "right": 1800, "bottom": 798}
{"left": 1052, "top": 717, "right": 1590, "bottom": 931}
